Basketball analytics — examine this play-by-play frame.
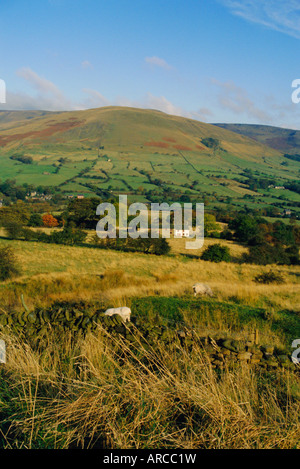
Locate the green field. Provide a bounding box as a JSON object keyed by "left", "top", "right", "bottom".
{"left": 0, "top": 106, "right": 299, "bottom": 216}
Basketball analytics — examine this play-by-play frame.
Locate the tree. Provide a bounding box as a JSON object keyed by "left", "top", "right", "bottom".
{"left": 0, "top": 204, "right": 30, "bottom": 226}
{"left": 204, "top": 213, "right": 221, "bottom": 237}
{"left": 38, "top": 222, "right": 87, "bottom": 246}
{"left": 285, "top": 245, "right": 300, "bottom": 265}
{"left": 57, "top": 223, "right": 87, "bottom": 245}
{"left": 243, "top": 242, "right": 289, "bottom": 265}
{"left": 28, "top": 213, "right": 43, "bottom": 227}
{"left": 3, "top": 220, "right": 25, "bottom": 239}
{"left": 201, "top": 243, "right": 231, "bottom": 263}
{"left": 149, "top": 238, "right": 171, "bottom": 255}
{"left": 0, "top": 247, "right": 20, "bottom": 281}
{"left": 201, "top": 137, "right": 220, "bottom": 152}
{"left": 272, "top": 221, "right": 295, "bottom": 245}
{"left": 42, "top": 213, "right": 59, "bottom": 228}
{"left": 228, "top": 215, "right": 260, "bottom": 243}
{"left": 67, "top": 197, "right": 104, "bottom": 229}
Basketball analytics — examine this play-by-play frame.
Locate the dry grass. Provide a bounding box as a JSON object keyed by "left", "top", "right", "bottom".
{"left": 0, "top": 235, "right": 299, "bottom": 312}
{"left": 1, "top": 327, "right": 299, "bottom": 449}
{"left": 0, "top": 233, "right": 299, "bottom": 449}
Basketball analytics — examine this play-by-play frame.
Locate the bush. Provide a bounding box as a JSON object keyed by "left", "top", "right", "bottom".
{"left": 3, "top": 220, "right": 28, "bottom": 240}
{"left": 228, "top": 215, "right": 260, "bottom": 243}
{"left": 28, "top": 213, "right": 43, "bottom": 227}
{"left": 210, "top": 231, "right": 221, "bottom": 239}
{"left": 0, "top": 247, "right": 20, "bottom": 281}
{"left": 42, "top": 214, "right": 59, "bottom": 228}
{"left": 4, "top": 221, "right": 38, "bottom": 241}
{"left": 243, "top": 243, "right": 290, "bottom": 265}
{"left": 201, "top": 243, "right": 231, "bottom": 263}
{"left": 285, "top": 245, "right": 300, "bottom": 265}
{"left": 38, "top": 224, "right": 87, "bottom": 246}
{"left": 93, "top": 235, "right": 170, "bottom": 255}
{"left": 22, "top": 227, "right": 38, "bottom": 241}
{"left": 220, "top": 229, "right": 234, "bottom": 240}
{"left": 254, "top": 271, "right": 285, "bottom": 284}
{"left": 146, "top": 238, "right": 171, "bottom": 255}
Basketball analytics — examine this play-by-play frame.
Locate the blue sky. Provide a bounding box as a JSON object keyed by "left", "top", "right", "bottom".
{"left": 1, "top": 0, "right": 300, "bottom": 128}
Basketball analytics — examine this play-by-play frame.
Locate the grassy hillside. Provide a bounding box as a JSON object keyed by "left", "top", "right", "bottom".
{"left": 0, "top": 233, "right": 299, "bottom": 314}
{"left": 1, "top": 107, "right": 299, "bottom": 216}
{"left": 0, "top": 107, "right": 281, "bottom": 156}
{"left": 0, "top": 234, "right": 299, "bottom": 449}
{"left": 214, "top": 123, "right": 300, "bottom": 155}
{"left": 0, "top": 110, "right": 53, "bottom": 126}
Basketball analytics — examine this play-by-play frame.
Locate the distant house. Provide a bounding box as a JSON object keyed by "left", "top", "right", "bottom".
{"left": 283, "top": 209, "right": 291, "bottom": 216}
{"left": 77, "top": 194, "right": 85, "bottom": 199}
{"left": 175, "top": 229, "right": 190, "bottom": 238}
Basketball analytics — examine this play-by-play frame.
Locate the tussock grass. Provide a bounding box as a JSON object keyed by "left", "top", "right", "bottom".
{"left": 0, "top": 327, "right": 299, "bottom": 449}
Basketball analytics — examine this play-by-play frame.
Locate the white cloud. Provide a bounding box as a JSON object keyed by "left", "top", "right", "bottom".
{"left": 144, "top": 56, "right": 173, "bottom": 70}
{"left": 6, "top": 67, "right": 75, "bottom": 111}
{"left": 210, "top": 77, "right": 300, "bottom": 128}
{"left": 219, "top": 0, "right": 300, "bottom": 39}
{"left": 1, "top": 90, "right": 75, "bottom": 112}
{"left": 143, "top": 93, "right": 183, "bottom": 115}
{"left": 192, "top": 107, "right": 214, "bottom": 121}
{"left": 81, "top": 60, "right": 93, "bottom": 69}
{"left": 79, "top": 90, "right": 184, "bottom": 115}
{"left": 211, "top": 78, "right": 272, "bottom": 122}
{"left": 79, "top": 89, "right": 211, "bottom": 121}
{"left": 0, "top": 67, "right": 213, "bottom": 122}
{"left": 17, "top": 67, "right": 64, "bottom": 100}
{"left": 81, "top": 88, "right": 110, "bottom": 108}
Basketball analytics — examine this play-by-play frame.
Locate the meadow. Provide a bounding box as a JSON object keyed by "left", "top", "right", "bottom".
{"left": 0, "top": 234, "right": 299, "bottom": 313}
{"left": 0, "top": 230, "right": 299, "bottom": 449}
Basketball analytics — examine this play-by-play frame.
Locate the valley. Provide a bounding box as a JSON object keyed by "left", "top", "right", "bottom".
{"left": 0, "top": 107, "right": 299, "bottom": 219}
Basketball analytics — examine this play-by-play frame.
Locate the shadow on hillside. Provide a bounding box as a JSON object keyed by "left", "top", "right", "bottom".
{"left": 180, "top": 252, "right": 243, "bottom": 263}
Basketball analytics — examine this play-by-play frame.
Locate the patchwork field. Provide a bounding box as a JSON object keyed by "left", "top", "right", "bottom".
{"left": 0, "top": 107, "right": 299, "bottom": 215}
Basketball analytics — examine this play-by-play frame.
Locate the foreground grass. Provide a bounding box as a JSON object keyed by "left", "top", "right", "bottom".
{"left": 0, "top": 324, "right": 299, "bottom": 449}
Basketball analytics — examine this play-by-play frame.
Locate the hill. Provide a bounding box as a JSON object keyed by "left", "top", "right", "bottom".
{"left": 0, "top": 106, "right": 280, "bottom": 156}
{"left": 0, "top": 106, "right": 299, "bottom": 217}
{"left": 213, "top": 123, "right": 300, "bottom": 155}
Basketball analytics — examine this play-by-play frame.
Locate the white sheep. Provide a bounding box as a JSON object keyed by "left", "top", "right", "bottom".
{"left": 192, "top": 283, "right": 213, "bottom": 297}
{"left": 103, "top": 306, "right": 131, "bottom": 322}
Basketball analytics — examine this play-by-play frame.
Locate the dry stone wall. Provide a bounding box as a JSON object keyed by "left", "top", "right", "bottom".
{"left": 177, "top": 329, "right": 295, "bottom": 371}
{"left": 0, "top": 302, "right": 298, "bottom": 372}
